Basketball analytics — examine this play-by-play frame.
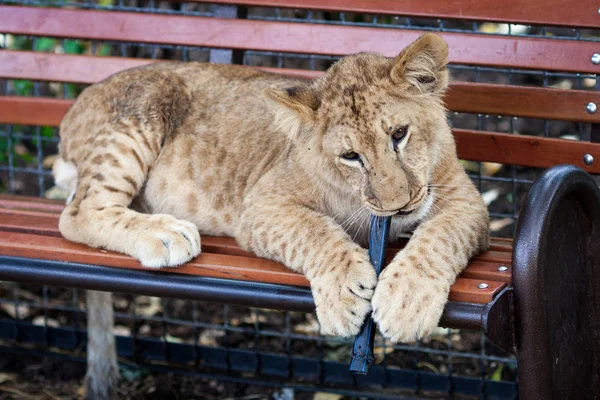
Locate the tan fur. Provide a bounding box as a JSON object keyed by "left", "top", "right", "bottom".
{"left": 55, "top": 34, "right": 489, "bottom": 342}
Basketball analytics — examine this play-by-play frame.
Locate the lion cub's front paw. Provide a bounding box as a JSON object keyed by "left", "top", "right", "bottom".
{"left": 133, "top": 214, "right": 201, "bottom": 268}
{"left": 372, "top": 265, "right": 448, "bottom": 343}
{"left": 311, "top": 248, "right": 377, "bottom": 337}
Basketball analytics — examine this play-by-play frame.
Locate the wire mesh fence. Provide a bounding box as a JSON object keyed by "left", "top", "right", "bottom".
{"left": 1, "top": 0, "right": 599, "bottom": 398}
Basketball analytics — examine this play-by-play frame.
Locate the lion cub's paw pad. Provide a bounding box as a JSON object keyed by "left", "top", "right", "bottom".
{"left": 134, "top": 215, "right": 201, "bottom": 268}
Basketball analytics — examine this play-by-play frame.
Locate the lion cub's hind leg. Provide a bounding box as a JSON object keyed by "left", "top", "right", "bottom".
{"left": 58, "top": 121, "right": 201, "bottom": 268}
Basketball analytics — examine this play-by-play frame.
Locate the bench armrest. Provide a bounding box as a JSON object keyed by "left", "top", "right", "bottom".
{"left": 513, "top": 164, "right": 600, "bottom": 399}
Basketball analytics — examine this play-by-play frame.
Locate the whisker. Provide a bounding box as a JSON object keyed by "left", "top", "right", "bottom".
{"left": 428, "top": 183, "right": 473, "bottom": 187}
{"left": 352, "top": 208, "right": 371, "bottom": 242}
{"left": 429, "top": 193, "right": 453, "bottom": 202}
{"left": 341, "top": 206, "right": 367, "bottom": 230}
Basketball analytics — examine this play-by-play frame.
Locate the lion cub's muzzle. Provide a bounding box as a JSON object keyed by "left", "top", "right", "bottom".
{"left": 366, "top": 186, "right": 430, "bottom": 217}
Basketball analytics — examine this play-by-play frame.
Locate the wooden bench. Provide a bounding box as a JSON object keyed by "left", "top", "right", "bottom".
{"left": 1, "top": 1, "right": 600, "bottom": 399}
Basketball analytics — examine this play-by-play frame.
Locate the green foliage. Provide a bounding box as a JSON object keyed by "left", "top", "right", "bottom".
{"left": 0, "top": 137, "right": 10, "bottom": 164}
{"left": 13, "top": 80, "right": 33, "bottom": 96}
{"left": 97, "top": 44, "right": 112, "bottom": 56}
{"left": 33, "top": 37, "right": 57, "bottom": 52}
{"left": 9, "top": 36, "right": 32, "bottom": 51}
{"left": 490, "top": 364, "right": 504, "bottom": 381}
{"left": 63, "top": 39, "right": 84, "bottom": 55}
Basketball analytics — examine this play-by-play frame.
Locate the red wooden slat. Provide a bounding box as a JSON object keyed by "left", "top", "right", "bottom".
{"left": 0, "top": 50, "right": 155, "bottom": 84}
{"left": 454, "top": 129, "right": 600, "bottom": 174}
{"left": 0, "top": 194, "right": 66, "bottom": 213}
{"left": 0, "top": 199, "right": 512, "bottom": 304}
{"left": 0, "top": 208, "right": 511, "bottom": 266}
{"left": 447, "top": 278, "right": 506, "bottom": 303}
{"left": 0, "top": 229, "right": 503, "bottom": 304}
{"left": 3, "top": 95, "right": 599, "bottom": 174}
{"left": 0, "top": 96, "right": 72, "bottom": 126}
{"left": 461, "top": 262, "right": 512, "bottom": 283}
{"left": 202, "top": 0, "right": 600, "bottom": 29}
{"left": 2, "top": 51, "right": 599, "bottom": 123}
{"left": 1, "top": 6, "right": 599, "bottom": 73}
{"left": 445, "top": 82, "right": 600, "bottom": 123}
{"left": 0, "top": 231, "right": 311, "bottom": 286}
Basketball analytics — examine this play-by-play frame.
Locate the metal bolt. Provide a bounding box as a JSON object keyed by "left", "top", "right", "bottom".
{"left": 584, "top": 154, "right": 594, "bottom": 165}
{"left": 497, "top": 265, "right": 509, "bottom": 272}
{"left": 587, "top": 102, "right": 598, "bottom": 113}
{"left": 592, "top": 53, "right": 600, "bottom": 65}
{"left": 477, "top": 283, "right": 489, "bottom": 289}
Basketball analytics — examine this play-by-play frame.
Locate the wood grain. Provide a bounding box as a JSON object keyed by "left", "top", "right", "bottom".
{"left": 453, "top": 129, "right": 600, "bottom": 175}
{"left": 0, "top": 208, "right": 511, "bottom": 265}
{"left": 447, "top": 278, "right": 506, "bottom": 303}
{"left": 1, "top": 6, "right": 599, "bottom": 73}
{"left": 200, "top": 0, "right": 600, "bottom": 29}
{"left": 3, "top": 51, "right": 599, "bottom": 123}
{"left": 0, "top": 229, "right": 505, "bottom": 304}
{"left": 0, "top": 96, "right": 73, "bottom": 126}
{"left": 0, "top": 202, "right": 512, "bottom": 305}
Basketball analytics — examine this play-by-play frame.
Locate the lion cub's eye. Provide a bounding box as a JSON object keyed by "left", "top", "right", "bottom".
{"left": 390, "top": 125, "right": 409, "bottom": 151}
{"left": 341, "top": 151, "right": 361, "bottom": 161}
{"left": 392, "top": 125, "right": 408, "bottom": 142}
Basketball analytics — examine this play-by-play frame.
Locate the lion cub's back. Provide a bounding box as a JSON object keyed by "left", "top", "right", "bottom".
{"left": 58, "top": 62, "right": 296, "bottom": 235}
{"left": 143, "top": 63, "right": 297, "bottom": 235}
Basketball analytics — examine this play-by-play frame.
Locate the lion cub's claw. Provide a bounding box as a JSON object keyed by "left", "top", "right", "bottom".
{"left": 134, "top": 215, "right": 201, "bottom": 268}
{"left": 312, "top": 249, "right": 377, "bottom": 337}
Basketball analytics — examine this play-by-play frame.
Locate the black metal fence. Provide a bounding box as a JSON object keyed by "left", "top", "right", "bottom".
{"left": 1, "top": 0, "right": 599, "bottom": 398}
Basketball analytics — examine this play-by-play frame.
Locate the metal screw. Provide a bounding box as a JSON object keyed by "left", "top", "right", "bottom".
{"left": 477, "top": 283, "right": 489, "bottom": 289}
{"left": 584, "top": 154, "right": 594, "bottom": 165}
{"left": 587, "top": 102, "right": 598, "bottom": 114}
{"left": 592, "top": 53, "right": 600, "bottom": 65}
{"left": 497, "top": 265, "right": 509, "bottom": 272}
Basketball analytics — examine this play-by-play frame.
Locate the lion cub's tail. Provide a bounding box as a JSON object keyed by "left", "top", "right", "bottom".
{"left": 51, "top": 157, "right": 78, "bottom": 204}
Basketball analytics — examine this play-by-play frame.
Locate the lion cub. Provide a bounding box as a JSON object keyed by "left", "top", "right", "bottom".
{"left": 54, "top": 33, "right": 489, "bottom": 342}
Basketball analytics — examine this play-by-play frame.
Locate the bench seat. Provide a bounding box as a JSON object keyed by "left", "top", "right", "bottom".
{"left": 0, "top": 195, "right": 510, "bottom": 305}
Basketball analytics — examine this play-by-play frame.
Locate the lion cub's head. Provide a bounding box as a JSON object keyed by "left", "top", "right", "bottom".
{"left": 266, "top": 33, "right": 454, "bottom": 219}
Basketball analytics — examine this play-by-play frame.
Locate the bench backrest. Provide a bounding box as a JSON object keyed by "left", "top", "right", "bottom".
{"left": 1, "top": 0, "right": 599, "bottom": 225}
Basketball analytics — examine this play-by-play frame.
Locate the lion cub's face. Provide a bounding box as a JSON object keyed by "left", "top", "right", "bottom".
{"left": 267, "top": 34, "right": 452, "bottom": 218}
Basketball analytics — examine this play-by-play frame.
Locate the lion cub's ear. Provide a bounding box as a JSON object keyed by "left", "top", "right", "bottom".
{"left": 264, "top": 85, "right": 321, "bottom": 138}
{"left": 390, "top": 33, "right": 449, "bottom": 95}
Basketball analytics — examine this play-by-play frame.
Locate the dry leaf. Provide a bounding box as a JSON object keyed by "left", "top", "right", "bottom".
{"left": 199, "top": 329, "right": 225, "bottom": 347}
{"left": 313, "top": 393, "right": 342, "bottom": 400}
{"left": 139, "top": 324, "right": 151, "bottom": 335}
{"left": 583, "top": 78, "right": 596, "bottom": 88}
{"left": 481, "top": 189, "right": 500, "bottom": 206}
{"left": 292, "top": 314, "right": 320, "bottom": 335}
{"left": 165, "top": 334, "right": 183, "bottom": 343}
{"left": 482, "top": 162, "right": 503, "bottom": 176}
{"left": 0, "top": 373, "right": 17, "bottom": 385}
{"left": 0, "top": 303, "right": 29, "bottom": 319}
{"left": 490, "top": 218, "right": 514, "bottom": 232}
{"left": 32, "top": 315, "right": 60, "bottom": 328}
{"left": 114, "top": 325, "right": 131, "bottom": 336}
{"left": 135, "top": 297, "right": 162, "bottom": 317}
